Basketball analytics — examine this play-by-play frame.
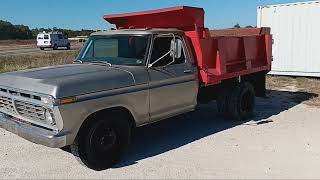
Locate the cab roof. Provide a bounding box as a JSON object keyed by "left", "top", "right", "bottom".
{"left": 91, "top": 28, "right": 184, "bottom": 36}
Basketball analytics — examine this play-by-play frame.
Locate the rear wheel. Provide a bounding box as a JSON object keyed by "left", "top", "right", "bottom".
{"left": 72, "top": 116, "right": 131, "bottom": 171}
{"left": 66, "top": 43, "right": 71, "bottom": 50}
{"left": 228, "top": 82, "right": 255, "bottom": 120}
{"left": 40, "top": 47, "right": 45, "bottom": 50}
{"left": 53, "top": 44, "right": 58, "bottom": 50}
{"left": 216, "top": 88, "right": 230, "bottom": 116}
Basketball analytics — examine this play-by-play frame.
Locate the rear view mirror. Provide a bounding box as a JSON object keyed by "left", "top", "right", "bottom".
{"left": 170, "top": 39, "right": 182, "bottom": 58}
{"left": 175, "top": 39, "right": 182, "bottom": 58}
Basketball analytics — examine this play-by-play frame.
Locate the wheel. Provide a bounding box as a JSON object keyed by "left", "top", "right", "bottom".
{"left": 72, "top": 116, "right": 131, "bottom": 171}
{"left": 66, "top": 43, "right": 71, "bottom": 50}
{"left": 216, "top": 88, "right": 230, "bottom": 116}
{"left": 53, "top": 44, "right": 58, "bottom": 50}
{"left": 228, "top": 82, "right": 255, "bottom": 120}
{"left": 40, "top": 47, "right": 45, "bottom": 50}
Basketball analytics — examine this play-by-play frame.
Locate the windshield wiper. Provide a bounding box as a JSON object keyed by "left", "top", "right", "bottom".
{"left": 89, "top": 61, "right": 112, "bottom": 67}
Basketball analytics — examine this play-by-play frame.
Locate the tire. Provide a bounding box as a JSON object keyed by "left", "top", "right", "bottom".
{"left": 53, "top": 44, "right": 58, "bottom": 50}
{"left": 72, "top": 116, "right": 131, "bottom": 171}
{"left": 216, "top": 88, "right": 230, "bottom": 116}
{"left": 40, "top": 47, "right": 45, "bottom": 50}
{"left": 228, "top": 82, "right": 255, "bottom": 120}
{"left": 66, "top": 43, "right": 71, "bottom": 50}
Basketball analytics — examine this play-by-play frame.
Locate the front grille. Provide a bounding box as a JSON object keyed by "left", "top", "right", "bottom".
{"left": 0, "top": 87, "right": 54, "bottom": 126}
{"left": 15, "top": 100, "right": 46, "bottom": 121}
{"left": 0, "top": 95, "right": 16, "bottom": 114}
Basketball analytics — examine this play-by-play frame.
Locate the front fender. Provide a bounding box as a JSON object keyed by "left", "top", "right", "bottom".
{"left": 57, "top": 84, "right": 149, "bottom": 145}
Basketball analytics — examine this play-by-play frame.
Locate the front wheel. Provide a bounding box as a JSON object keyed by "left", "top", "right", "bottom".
{"left": 72, "top": 116, "right": 131, "bottom": 171}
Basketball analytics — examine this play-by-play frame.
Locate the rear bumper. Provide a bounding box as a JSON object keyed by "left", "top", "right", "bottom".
{"left": 37, "top": 45, "right": 52, "bottom": 48}
{"left": 0, "top": 113, "right": 66, "bottom": 148}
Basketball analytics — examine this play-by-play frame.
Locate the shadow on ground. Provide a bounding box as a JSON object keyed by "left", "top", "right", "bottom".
{"left": 114, "top": 89, "right": 317, "bottom": 168}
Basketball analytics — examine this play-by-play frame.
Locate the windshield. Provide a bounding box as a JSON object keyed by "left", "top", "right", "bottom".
{"left": 78, "top": 35, "right": 151, "bottom": 66}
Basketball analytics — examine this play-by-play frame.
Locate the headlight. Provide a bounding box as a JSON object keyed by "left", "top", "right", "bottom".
{"left": 41, "top": 97, "right": 54, "bottom": 106}
{"left": 45, "top": 110, "right": 55, "bottom": 125}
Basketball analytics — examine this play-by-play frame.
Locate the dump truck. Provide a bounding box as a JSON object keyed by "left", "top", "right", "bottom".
{"left": 0, "top": 6, "right": 272, "bottom": 170}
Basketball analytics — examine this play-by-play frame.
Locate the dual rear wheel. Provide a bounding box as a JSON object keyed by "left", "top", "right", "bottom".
{"left": 217, "top": 82, "right": 255, "bottom": 120}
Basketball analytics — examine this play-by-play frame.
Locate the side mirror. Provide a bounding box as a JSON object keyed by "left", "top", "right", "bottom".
{"left": 170, "top": 39, "right": 182, "bottom": 59}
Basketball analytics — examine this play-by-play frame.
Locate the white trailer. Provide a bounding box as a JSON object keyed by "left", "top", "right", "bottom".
{"left": 257, "top": 1, "right": 320, "bottom": 77}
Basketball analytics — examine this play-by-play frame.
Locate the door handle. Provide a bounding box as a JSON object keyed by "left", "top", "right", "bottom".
{"left": 184, "top": 69, "right": 192, "bottom": 73}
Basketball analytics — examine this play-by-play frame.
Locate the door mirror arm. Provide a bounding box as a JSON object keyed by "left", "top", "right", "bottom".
{"left": 148, "top": 33, "right": 176, "bottom": 68}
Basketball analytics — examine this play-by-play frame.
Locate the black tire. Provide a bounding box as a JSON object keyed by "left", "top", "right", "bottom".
{"left": 40, "top": 47, "right": 45, "bottom": 50}
{"left": 53, "top": 44, "right": 58, "bottom": 50}
{"left": 72, "top": 116, "right": 131, "bottom": 171}
{"left": 216, "top": 88, "right": 230, "bottom": 116}
{"left": 66, "top": 43, "right": 71, "bottom": 50}
{"left": 228, "top": 82, "right": 255, "bottom": 120}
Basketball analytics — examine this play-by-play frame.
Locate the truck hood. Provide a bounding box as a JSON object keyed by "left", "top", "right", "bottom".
{"left": 0, "top": 64, "right": 141, "bottom": 98}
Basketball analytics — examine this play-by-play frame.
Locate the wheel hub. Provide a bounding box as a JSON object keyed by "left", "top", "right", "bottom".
{"left": 99, "top": 129, "right": 117, "bottom": 150}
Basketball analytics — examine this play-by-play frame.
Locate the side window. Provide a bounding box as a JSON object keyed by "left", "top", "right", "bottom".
{"left": 150, "top": 37, "right": 172, "bottom": 67}
{"left": 58, "top": 34, "right": 63, "bottom": 39}
{"left": 150, "top": 36, "right": 186, "bottom": 67}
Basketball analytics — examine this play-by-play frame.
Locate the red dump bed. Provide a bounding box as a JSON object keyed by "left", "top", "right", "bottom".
{"left": 104, "top": 6, "right": 272, "bottom": 86}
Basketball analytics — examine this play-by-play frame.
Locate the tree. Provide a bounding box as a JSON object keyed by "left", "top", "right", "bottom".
{"left": 0, "top": 19, "right": 95, "bottom": 40}
{"left": 233, "top": 23, "right": 241, "bottom": 29}
{"left": 0, "top": 20, "right": 32, "bottom": 40}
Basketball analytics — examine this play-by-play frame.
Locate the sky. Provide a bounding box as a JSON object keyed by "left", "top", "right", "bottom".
{"left": 0, "top": 0, "right": 311, "bottom": 30}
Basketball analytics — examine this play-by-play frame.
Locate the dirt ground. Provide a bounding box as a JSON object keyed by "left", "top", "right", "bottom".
{"left": 0, "top": 76, "right": 320, "bottom": 179}
{"left": 267, "top": 76, "right": 320, "bottom": 106}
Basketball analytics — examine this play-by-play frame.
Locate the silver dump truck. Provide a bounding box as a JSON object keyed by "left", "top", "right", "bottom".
{"left": 0, "top": 7, "right": 272, "bottom": 170}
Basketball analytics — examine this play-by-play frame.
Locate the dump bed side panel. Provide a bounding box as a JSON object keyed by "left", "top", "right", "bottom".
{"left": 186, "top": 27, "right": 272, "bottom": 86}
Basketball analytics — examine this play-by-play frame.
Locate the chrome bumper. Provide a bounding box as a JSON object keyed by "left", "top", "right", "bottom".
{"left": 0, "top": 113, "right": 66, "bottom": 148}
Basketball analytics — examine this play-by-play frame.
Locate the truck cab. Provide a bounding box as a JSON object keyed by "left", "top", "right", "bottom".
{"left": 78, "top": 29, "right": 199, "bottom": 122}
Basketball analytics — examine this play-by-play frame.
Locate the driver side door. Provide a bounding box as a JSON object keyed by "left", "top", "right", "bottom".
{"left": 148, "top": 35, "right": 198, "bottom": 122}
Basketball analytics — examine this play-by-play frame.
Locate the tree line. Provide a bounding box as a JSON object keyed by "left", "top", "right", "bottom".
{"left": 0, "top": 20, "right": 94, "bottom": 40}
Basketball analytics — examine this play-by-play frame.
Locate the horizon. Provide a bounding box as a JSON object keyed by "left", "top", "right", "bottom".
{"left": 0, "top": 0, "right": 310, "bottom": 31}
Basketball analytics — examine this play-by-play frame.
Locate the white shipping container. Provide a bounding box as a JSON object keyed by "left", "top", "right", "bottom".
{"left": 257, "top": 1, "right": 320, "bottom": 77}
